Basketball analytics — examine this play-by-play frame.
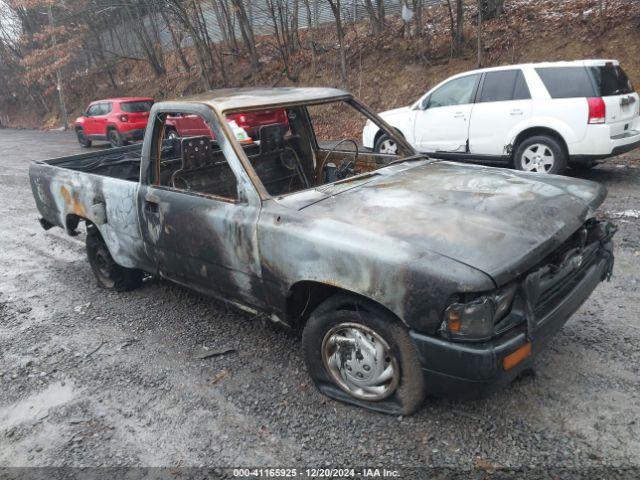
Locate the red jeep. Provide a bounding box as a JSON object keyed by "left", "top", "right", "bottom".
{"left": 164, "top": 109, "right": 288, "bottom": 140}
{"left": 74, "top": 98, "right": 153, "bottom": 148}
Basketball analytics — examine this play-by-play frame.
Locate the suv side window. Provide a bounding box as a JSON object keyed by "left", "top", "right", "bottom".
{"left": 99, "top": 103, "right": 112, "bottom": 115}
{"left": 478, "top": 70, "right": 531, "bottom": 103}
{"left": 535, "top": 67, "right": 596, "bottom": 98}
{"left": 87, "top": 104, "right": 100, "bottom": 116}
{"left": 427, "top": 74, "right": 479, "bottom": 108}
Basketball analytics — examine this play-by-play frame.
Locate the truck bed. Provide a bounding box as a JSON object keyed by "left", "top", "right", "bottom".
{"left": 42, "top": 144, "right": 143, "bottom": 181}
{"left": 29, "top": 143, "right": 155, "bottom": 271}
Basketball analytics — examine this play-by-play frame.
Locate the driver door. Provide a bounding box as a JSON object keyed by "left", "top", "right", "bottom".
{"left": 413, "top": 74, "right": 480, "bottom": 153}
{"left": 137, "top": 106, "right": 265, "bottom": 308}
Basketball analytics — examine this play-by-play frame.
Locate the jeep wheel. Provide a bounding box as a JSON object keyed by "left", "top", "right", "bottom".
{"left": 374, "top": 134, "right": 398, "bottom": 155}
{"left": 86, "top": 225, "right": 143, "bottom": 291}
{"left": 76, "top": 128, "right": 92, "bottom": 148}
{"left": 514, "top": 135, "right": 567, "bottom": 174}
{"left": 108, "top": 129, "right": 125, "bottom": 148}
{"left": 302, "top": 294, "right": 425, "bottom": 415}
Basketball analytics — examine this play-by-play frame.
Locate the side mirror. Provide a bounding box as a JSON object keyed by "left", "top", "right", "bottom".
{"left": 421, "top": 97, "right": 430, "bottom": 110}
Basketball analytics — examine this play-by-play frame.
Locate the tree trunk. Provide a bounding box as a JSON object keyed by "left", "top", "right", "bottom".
{"left": 231, "top": 0, "right": 260, "bottom": 73}
{"left": 363, "top": 0, "right": 384, "bottom": 34}
{"left": 454, "top": 0, "right": 463, "bottom": 54}
{"left": 160, "top": 7, "right": 191, "bottom": 73}
{"left": 327, "top": 0, "right": 347, "bottom": 84}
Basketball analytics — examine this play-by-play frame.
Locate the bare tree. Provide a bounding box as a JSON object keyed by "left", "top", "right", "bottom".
{"left": 363, "top": 0, "right": 385, "bottom": 35}
{"left": 301, "top": 0, "right": 318, "bottom": 77}
{"left": 326, "top": 0, "right": 348, "bottom": 84}
{"left": 230, "top": 0, "right": 260, "bottom": 74}
{"left": 266, "top": 0, "right": 300, "bottom": 81}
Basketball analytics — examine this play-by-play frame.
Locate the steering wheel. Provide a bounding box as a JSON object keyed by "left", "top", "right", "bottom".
{"left": 320, "top": 139, "right": 359, "bottom": 179}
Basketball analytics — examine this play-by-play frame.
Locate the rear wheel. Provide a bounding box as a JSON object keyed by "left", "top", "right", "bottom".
{"left": 514, "top": 135, "right": 567, "bottom": 174}
{"left": 302, "top": 294, "right": 426, "bottom": 415}
{"left": 108, "top": 129, "right": 125, "bottom": 148}
{"left": 86, "top": 225, "right": 143, "bottom": 291}
{"left": 76, "top": 128, "right": 91, "bottom": 148}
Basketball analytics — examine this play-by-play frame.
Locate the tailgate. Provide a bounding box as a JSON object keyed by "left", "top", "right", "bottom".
{"left": 588, "top": 62, "right": 640, "bottom": 136}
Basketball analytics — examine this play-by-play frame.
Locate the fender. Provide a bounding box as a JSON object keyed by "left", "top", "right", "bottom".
{"left": 506, "top": 117, "right": 577, "bottom": 151}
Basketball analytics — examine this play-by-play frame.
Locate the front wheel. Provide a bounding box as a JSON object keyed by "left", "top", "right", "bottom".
{"left": 86, "top": 225, "right": 143, "bottom": 291}
{"left": 374, "top": 134, "right": 398, "bottom": 155}
{"left": 302, "top": 294, "right": 426, "bottom": 415}
{"left": 76, "top": 128, "right": 92, "bottom": 148}
{"left": 514, "top": 135, "right": 567, "bottom": 174}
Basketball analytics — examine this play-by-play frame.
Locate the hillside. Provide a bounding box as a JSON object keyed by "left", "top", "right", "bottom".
{"left": 2, "top": 0, "right": 639, "bottom": 130}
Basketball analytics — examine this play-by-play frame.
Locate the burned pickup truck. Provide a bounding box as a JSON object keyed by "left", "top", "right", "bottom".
{"left": 30, "top": 87, "right": 615, "bottom": 414}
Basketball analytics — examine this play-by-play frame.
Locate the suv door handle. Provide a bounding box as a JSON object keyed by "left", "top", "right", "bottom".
{"left": 510, "top": 109, "right": 523, "bottom": 116}
{"left": 453, "top": 112, "right": 465, "bottom": 118}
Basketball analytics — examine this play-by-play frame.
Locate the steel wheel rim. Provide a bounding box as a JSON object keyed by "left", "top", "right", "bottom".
{"left": 521, "top": 143, "right": 555, "bottom": 173}
{"left": 379, "top": 139, "right": 397, "bottom": 155}
{"left": 321, "top": 322, "right": 400, "bottom": 401}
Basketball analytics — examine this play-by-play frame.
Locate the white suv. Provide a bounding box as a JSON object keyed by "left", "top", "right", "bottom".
{"left": 362, "top": 59, "right": 640, "bottom": 174}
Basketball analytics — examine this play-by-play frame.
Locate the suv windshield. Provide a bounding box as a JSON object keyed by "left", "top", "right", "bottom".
{"left": 121, "top": 101, "right": 153, "bottom": 113}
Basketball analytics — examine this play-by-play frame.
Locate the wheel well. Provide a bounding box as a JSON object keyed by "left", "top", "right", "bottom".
{"left": 512, "top": 127, "right": 568, "bottom": 159}
{"left": 65, "top": 214, "right": 84, "bottom": 236}
{"left": 285, "top": 281, "right": 402, "bottom": 329}
{"left": 374, "top": 127, "right": 405, "bottom": 147}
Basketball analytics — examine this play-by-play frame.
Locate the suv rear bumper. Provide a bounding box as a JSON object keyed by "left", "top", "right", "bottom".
{"left": 571, "top": 123, "right": 640, "bottom": 161}
{"left": 409, "top": 238, "right": 614, "bottom": 399}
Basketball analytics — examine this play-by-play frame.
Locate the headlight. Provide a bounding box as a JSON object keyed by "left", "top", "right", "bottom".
{"left": 441, "top": 285, "right": 517, "bottom": 342}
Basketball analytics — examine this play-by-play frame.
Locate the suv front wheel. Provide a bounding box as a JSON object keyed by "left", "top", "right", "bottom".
{"left": 514, "top": 134, "right": 567, "bottom": 174}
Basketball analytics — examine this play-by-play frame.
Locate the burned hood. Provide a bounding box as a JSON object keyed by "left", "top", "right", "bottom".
{"left": 296, "top": 161, "right": 606, "bottom": 286}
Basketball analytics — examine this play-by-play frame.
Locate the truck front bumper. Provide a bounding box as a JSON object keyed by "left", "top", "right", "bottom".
{"left": 409, "top": 237, "right": 614, "bottom": 399}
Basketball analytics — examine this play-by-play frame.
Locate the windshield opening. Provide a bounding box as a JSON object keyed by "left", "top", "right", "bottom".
{"left": 222, "top": 99, "right": 416, "bottom": 198}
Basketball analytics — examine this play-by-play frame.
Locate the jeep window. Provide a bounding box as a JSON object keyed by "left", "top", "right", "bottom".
{"left": 588, "top": 64, "right": 634, "bottom": 96}
{"left": 150, "top": 112, "right": 238, "bottom": 201}
{"left": 536, "top": 67, "right": 596, "bottom": 98}
{"left": 86, "top": 104, "right": 101, "bottom": 116}
{"left": 427, "top": 74, "right": 479, "bottom": 108}
{"left": 122, "top": 100, "right": 153, "bottom": 113}
{"left": 479, "top": 70, "right": 531, "bottom": 102}
{"left": 224, "top": 99, "right": 414, "bottom": 198}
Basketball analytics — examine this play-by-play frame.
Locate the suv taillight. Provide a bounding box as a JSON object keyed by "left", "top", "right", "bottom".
{"left": 587, "top": 97, "right": 606, "bottom": 124}
{"left": 119, "top": 114, "right": 129, "bottom": 122}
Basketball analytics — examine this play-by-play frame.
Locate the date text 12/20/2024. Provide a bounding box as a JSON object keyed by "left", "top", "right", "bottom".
{"left": 231, "top": 468, "right": 400, "bottom": 477}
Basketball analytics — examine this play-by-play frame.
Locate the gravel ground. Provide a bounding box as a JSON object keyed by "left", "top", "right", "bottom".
{"left": 0, "top": 129, "right": 639, "bottom": 477}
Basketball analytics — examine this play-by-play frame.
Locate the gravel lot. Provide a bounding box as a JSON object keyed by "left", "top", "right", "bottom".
{"left": 1, "top": 129, "right": 639, "bottom": 477}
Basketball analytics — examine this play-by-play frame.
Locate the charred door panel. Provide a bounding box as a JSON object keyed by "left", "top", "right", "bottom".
{"left": 138, "top": 186, "right": 264, "bottom": 307}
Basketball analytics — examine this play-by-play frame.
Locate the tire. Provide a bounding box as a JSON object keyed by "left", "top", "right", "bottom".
{"left": 302, "top": 294, "right": 426, "bottom": 415}
{"left": 374, "top": 133, "right": 398, "bottom": 155}
{"left": 108, "top": 128, "right": 125, "bottom": 148}
{"left": 76, "top": 128, "right": 92, "bottom": 148}
{"left": 514, "top": 134, "right": 567, "bottom": 174}
{"left": 86, "top": 225, "right": 143, "bottom": 291}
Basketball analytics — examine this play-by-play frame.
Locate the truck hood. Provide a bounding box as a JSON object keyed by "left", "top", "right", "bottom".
{"left": 295, "top": 160, "right": 606, "bottom": 286}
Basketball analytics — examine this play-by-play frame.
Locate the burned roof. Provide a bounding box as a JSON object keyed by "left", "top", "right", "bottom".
{"left": 177, "top": 87, "right": 351, "bottom": 113}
